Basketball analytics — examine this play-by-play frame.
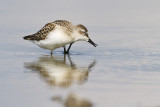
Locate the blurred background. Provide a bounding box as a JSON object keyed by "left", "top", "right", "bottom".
{"left": 1, "top": 0, "right": 160, "bottom": 30}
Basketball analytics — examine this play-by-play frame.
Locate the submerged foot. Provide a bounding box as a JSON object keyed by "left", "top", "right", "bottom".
{"left": 63, "top": 42, "right": 74, "bottom": 54}
{"left": 64, "top": 51, "right": 69, "bottom": 54}
{"left": 50, "top": 51, "right": 53, "bottom": 55}
{"left": 63, "top": 45, "right": 70, "bottom": 54}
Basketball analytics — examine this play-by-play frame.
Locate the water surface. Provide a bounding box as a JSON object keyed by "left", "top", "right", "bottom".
{"left": 1, "top": 26, "right": 160, "bottom": 107}
{"left": 1, "top": 0, "right": 160, "bottom": 107}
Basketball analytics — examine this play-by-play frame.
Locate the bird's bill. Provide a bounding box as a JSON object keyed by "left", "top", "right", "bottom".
{"left": 88, "top": 38, "right": 98, "bottom": 47}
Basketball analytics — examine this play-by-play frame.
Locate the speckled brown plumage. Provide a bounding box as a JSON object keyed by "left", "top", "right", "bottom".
{"left": 53, "top": 20, "right": 72, "bottom": 28}
{"left": 76, "top": 24, "right": 88, "bottom": 32}
{"left": 24, "top": 22, "right": 55, "bottom": 41}
{"left": 23, "top": 20, "right": 97, "bottom": 54}
{"left": 53, "top": 20, "right": 73, "bottom": 36}
{"left": 23, "top": 20, "right": 74, "bottom": 41}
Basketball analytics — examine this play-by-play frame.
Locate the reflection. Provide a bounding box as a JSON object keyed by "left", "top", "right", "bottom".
{"left": 52, "top": 93, "right": 92, "bottom": 107}
{"left": 24, "top": 55, "right": 96, "bottom": 88}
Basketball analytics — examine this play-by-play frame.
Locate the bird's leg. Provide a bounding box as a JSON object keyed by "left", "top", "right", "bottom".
{"left": 64, "top": 46, "right": 67, "bottom": 54}
{"left": 50, "top": 50, "right": 53, "bottom": 55}
{"left": 66, "top": 42, "right": 74, "bottom": 53}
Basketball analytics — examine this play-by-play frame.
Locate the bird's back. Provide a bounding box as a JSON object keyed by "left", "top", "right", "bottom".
{"left": 23, "top": 22, "right": 55, "bottom": 41}
{"left": 23, "top": 20, "right": 74, "bottom": 41}
{"left": 53, "top": 20, "right": 74, "bottom": 36}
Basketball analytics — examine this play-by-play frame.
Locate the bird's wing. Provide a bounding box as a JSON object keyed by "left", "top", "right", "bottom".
{"left": 24, "top": 22, "right": 55, "bottom": 41}
{"left": 34, "top": 22, "right": 56, "bottom": 40}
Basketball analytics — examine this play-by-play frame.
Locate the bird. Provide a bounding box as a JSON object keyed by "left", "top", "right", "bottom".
{"left": 23, "top": 20, "right": 98, "bottom": 54}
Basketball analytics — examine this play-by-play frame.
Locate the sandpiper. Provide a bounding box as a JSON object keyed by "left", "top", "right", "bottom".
{"left": 23, "top": 20, "right": 97, "bottom": 54}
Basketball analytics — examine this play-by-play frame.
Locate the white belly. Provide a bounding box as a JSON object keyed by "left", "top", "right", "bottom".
{"left": 33, "top": 30, "right": 74, "bottom": 51}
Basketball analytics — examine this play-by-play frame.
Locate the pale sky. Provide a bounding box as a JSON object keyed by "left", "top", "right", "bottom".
{"left": 1, "top": 0, "right": 160, "bottom": 31}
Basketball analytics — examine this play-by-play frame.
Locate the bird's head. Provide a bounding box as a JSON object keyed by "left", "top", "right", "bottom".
{"left": 76, "top": 24, "right": 98, "bottom": 47}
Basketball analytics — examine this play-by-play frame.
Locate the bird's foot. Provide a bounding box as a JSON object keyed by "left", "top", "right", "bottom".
{"left": 50, "top": 51, "right": 53, "bottom": 55}
{"left": 64, "top": 51, "right": 69, "bottom": 54}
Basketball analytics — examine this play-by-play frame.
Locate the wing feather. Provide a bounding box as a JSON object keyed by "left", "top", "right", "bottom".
{"left": 23, "top": 23, "right": 55, "bottom": 41}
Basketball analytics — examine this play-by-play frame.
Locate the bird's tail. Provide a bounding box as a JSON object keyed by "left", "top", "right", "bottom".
{"left": 23, "top": 35, "right": 37, "bottom": 40}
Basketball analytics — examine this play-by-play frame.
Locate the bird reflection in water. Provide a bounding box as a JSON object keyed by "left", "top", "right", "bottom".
{"left": 24, "top": 55, "right": 96, "bottom": 88}
{"left": 52, "top": 93, "right": 92, "bottom": 107}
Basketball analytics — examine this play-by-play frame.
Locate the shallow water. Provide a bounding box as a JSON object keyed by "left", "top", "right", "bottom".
{"left": 1, "top": 26, "right": 160, "bottom": 107}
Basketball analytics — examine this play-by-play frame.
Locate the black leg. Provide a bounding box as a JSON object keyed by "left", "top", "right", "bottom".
{"left": 66, "top": 42, "right": 74, "bottom": 53}
{"left": 64, "top": 46, "right": 68, "bottom": 54}
{"left": 64, "top": 46, "right": 66, "bottom": 52}
{"left": 50, "top": 51, "right": 53, "bottom": 55}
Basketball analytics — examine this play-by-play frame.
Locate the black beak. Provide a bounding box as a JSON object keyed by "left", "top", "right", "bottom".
{"left": 88, "top": 38, "right": 98, "bottom": 47}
